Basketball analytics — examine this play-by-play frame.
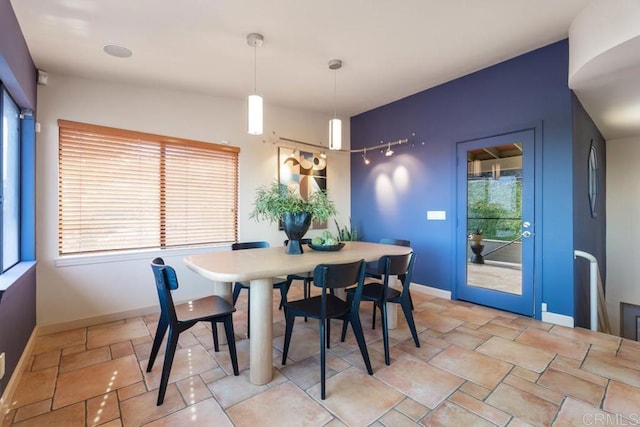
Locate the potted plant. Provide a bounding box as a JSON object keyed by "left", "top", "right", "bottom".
{"left": 469, "top": 228, "right": 483, "bottom": 245}
{"left": 334, "top": 218, "right": 361, "bottom": 241}
{"left": 250, "top": 181, "right": 337, "bottom": 254}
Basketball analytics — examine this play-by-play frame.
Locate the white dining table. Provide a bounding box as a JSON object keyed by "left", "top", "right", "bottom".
{"left": 184, "top": 241, "right": 412, "bottom": 385}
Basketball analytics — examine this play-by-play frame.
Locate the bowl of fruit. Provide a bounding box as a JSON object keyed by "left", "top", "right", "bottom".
{"left": 308, "top": 231, "right": 345, "bottom": 251}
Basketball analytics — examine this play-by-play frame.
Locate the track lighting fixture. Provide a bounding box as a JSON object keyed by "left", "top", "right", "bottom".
{"left": 385, "top": 142, "right": 394, "bottom": 157}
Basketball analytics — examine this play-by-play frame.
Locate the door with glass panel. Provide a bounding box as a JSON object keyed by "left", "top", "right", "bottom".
{"left": 456, "top": 130, "right": 534, "bottom": 316}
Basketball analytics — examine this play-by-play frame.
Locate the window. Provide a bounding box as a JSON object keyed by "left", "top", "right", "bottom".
{"left": 58, "top": 120, "right": 239, "bottom": 255}
{"left": 1, "top": 86, "right": 21, "bottom": 271}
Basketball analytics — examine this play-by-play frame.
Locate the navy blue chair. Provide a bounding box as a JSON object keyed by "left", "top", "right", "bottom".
{"left": 147, "top": 258, "right": 239, "bottom": 405}
{"left": 231, "top": 241, "right": 290, "bottom": 337}
{"left": 366, "top": 238, "right": 414, "bottom": 310}
{"left": 282, "top": 259, "right": 373, "bottom": 400}
{"left": 343, "top": 252, "right": 419, "bottom": 365}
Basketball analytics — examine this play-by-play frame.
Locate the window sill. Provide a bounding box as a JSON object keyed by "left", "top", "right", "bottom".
{"left": 55, "top": 245, "right": 229, "bottom": 268}
{"left": 0, "top": 261, "right": 38, "bottom": 301}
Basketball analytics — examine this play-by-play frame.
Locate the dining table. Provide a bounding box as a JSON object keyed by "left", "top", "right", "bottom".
{"left": 184, "top": 241, "right": 412, "bottom": 385}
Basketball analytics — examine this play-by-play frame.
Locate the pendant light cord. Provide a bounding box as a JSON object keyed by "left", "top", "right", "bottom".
{"left": 253, "top": 44, "right": 257, "bottom": 95}
{"left": 333, "top": 69, "right": 337, "bottom": 119}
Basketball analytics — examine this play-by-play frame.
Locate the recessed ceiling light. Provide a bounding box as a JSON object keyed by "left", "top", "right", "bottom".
{"left": 103, "top": 44, "right": 133, "bottom": 58}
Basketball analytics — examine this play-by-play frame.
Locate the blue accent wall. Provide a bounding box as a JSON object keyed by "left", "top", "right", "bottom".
{"left": 572, "top": 93, "right": 606, "bottom": 328}
{"left": 351, "top": 40, "right": 576, "bottom": 318}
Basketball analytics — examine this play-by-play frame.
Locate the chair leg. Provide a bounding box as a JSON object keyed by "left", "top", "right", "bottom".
{"left": 380, "top": 302, "right": 391, "bottom": 365}
{"left": 326, "top": 318, "right": 331, "bottom": 349}
{"left": 401, "top": 299, "right": 420, "bottom": 348}
{"left": 223, "top": 316, "right": 240, "bottom": 375}
{"left": 278, "top": 280, "right": 290, "bottom": 310}
{"left": 371, "top": 302, "right": 377, "bottom": 330}
{"left": 304, "top": 278, "right": 311, "bottom": 322}
{"left": 408, "top": 289, "right": 414, "bottom": 310}
{"left": 340, "top": 292, "right": 354, "bottom": 342}
{"left": 349, "top": 313, "right": 373, "bottom": 375}
{"left": 211, "top": 320, "right": 220, "bottom": 352}
{"left": 147, "top": 315, "right": 169, "bottom": 372}
{"left": 320, "top": 318, "right": 326, "bottom": 400}
{"left": 281, "top": 312, "right": 295, "bottom": 365}
{"left": 157, "top": 328, "right": 179, "bottom": 406}
{"left": 304, "top": 277, "right": 311, "bottom": 299}
{"left": 232, "top": 283, "right": 242, "bottom": 305}
{"left": 340, "top": 318, "right": 349, "bottom": 342}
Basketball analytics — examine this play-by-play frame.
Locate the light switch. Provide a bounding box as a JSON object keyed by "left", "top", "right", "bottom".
{"left": 427, "top": 211, "right": 446, "bottom": 220}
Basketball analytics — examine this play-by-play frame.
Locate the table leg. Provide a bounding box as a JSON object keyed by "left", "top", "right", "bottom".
{"left": 213, "top": 281, "right": 232, "bottom": 344}
{"left": 249, "top": 278, "right": 273, "bottom": 385}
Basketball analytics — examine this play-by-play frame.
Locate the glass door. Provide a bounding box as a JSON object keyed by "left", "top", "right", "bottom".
{"left": 456, "top": 130, "right": 534, "bottom": 316}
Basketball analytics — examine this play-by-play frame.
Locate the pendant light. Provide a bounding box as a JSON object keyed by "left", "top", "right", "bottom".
{"left": 329, "top": 59, "right": 342, "bottom": 150}
{"left": 247, "top": 33, "right": 264, "bottom": 135}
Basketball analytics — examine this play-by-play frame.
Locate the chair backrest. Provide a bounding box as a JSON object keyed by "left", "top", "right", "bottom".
{"left": 377, "top": 252, "right": 416, "bottom": 299}
{"left": 379, "top": 238, "right": 411, "bottom": 247}
{"left": 150, "top": 257, "right": 179, "bottom": 324}
{"left": 313, "top": 259, "right": 366, "bottom": 316}
{"left": 232, "top": 241, "right": 270, "bottom": 251}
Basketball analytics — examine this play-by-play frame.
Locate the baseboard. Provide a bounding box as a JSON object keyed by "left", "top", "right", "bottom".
{"left": 0, "top": 326, "right": 38, "bottom": 424}
{"left": 541, "top": 310, "right": 575, "bottom": 328}
{"left": 410, "top": 282, "right": 452, "bottom": 300}
{"left": 37, "top": 305, "right": 160, "bottom": 336}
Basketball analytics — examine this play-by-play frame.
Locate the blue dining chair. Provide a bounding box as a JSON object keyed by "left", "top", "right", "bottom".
{"left": 366, "top": 238, "right": 414, "bottom": 311}
{"left": 281, "top": 259, "right": 373, "bottom": 399}
{"left": 147, "top": 258, "right": 239, "bottom": 405}
{"left": 343, "top": 252, "right": 419, "bottom": 365}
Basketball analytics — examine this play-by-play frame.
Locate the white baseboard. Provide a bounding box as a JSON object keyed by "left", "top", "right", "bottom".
{"left": 541, "top": 310, "right": 575, "bottom": 328}
{"left": 37, "top": 305, "right": 159, "bottom": 336}
{"left": 0, "top": 327, "right": 38, "bottom": 424}
{"left": 410, "top": 282, "right": 452, "bottom": 300}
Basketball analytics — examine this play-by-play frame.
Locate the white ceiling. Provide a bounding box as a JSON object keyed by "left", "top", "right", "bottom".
{"left": 15, "top": 0, "right": 627, "bottom": 136}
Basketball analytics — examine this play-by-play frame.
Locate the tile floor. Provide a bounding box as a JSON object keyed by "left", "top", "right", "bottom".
{"left": 2, "top": 286, "right": 640, "bottom": 426}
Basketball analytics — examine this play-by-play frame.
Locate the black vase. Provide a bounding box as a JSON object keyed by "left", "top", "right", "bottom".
{"left": 283, "top": 212, "right": 312, "bottom": 254}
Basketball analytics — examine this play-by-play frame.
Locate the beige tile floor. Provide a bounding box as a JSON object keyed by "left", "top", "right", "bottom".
{"left": 2, "top": 285, "right": 640, "bottom": 426}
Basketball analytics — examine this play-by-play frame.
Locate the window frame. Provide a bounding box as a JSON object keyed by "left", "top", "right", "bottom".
{"left": 57, "top": 120, "right": 240, "bottom": 256}
{"left": 1, "top": 84, "right": 22, "bottom": 273}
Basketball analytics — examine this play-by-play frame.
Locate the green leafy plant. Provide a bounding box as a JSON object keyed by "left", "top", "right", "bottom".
{"left": 250, "top": 181, "right": 337, "bottom": 224}
{"left": 334, "top": 218, "right": 361, "bottom": 241}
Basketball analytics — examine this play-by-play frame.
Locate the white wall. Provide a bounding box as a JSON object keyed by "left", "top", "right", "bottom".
{"left": 606, "top": 136, "right": 640, "bottom": 335}
{"left": 36, "top": 73, "right": 351, "bottom": 328}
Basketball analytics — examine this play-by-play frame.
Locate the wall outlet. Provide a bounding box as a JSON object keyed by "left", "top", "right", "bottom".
{"left": 541, "top": 303, "right": 548, "bottom": 312}
{"left": 0, "top": 352, "right": 5, "bottom": 379}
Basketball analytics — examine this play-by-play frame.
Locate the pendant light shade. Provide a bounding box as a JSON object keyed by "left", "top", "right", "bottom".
{"left": 329, "top": 59, "right": 342, "bottom": 150}
{"left": 247, "top": 33, "right": 264, "bottom": 135}
{"left": 248, "top": 94, "right": 263, "bottom": 135}
{"left": 329, "top": 118, "right": 342, "bottom": 150}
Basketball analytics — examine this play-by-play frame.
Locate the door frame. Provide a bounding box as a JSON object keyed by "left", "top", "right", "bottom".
{"left": 452, "top": 123, "right": 543, "bottom": 319}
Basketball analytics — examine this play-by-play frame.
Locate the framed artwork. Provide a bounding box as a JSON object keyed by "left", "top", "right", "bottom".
{"left": 278, "top": 147, "right": 328, "bottom": 229}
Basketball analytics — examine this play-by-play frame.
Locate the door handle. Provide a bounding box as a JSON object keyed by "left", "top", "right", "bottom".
{"left": 521, "top": 231, "right": 532, "bottom": 238}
